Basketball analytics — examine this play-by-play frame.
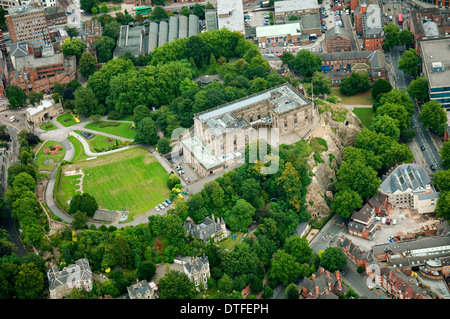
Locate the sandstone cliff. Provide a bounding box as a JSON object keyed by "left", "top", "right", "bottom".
{"left": 305, "top": 102, "right": 364, "bottom": 220}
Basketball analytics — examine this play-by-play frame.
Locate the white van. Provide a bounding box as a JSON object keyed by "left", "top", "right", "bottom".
{"left": 9, "top": 116, "right": 15, "bottom": 122}
{"left": 393, "top": 219, "right": 397, "bottom": 225}
{"left": 381, "top": 218, "right": 386, "bottom": 225}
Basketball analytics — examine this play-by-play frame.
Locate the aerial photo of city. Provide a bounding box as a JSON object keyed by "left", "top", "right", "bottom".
{"left": 0, "top": 0, "right": 449, "bottom": 312}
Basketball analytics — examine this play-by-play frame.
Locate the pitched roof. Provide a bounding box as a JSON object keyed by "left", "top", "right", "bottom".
{"left": 380, "top": 163, "right": 433, "bottom": 194}
{"left": 47, "top": 258, "right": 92, "bottom": 291}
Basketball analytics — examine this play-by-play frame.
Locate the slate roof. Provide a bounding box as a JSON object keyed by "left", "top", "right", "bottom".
{"left": 183, "top": 254, "right": 209, "bottom": 275}
{"left": 298, "top": 266, "right": 348, "bottom": 299}
{"left": 380, "top": 164, "right": 432, "bottom": 194}
{"left": 185, "top": 216, "right": 226, "bottom": 242}
{"left": 127, "top": 280, "right": 156, "bottom": 299}
{"left": 47, "top": 258, "right": 92, "bottom": 291}
{"left": 351, "top": 203, "right": 373, "bottom": 224}
{"left": 325, "top": 25, "right": 352, "bottom": 41}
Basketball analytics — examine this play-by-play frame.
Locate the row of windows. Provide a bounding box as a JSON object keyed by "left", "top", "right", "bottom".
{"left": 430, "top": 86, "right": 450, "bottom": 93}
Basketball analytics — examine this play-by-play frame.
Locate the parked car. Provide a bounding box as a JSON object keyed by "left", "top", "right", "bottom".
{"left": 386, "top": 218, "right": 391, "bottom": 225}
{"left": 421, "top": 145, "right": 426, "bottom": 151}
{"left": 159, "top": 204, "right": 165, "bottom": 209}
{"left": 382, "top": 218, "right": 386, "bottom": 224}
{"left": 155, "top": 206, "right": 160, "bottom": 212}
{"left": 393, "top": 219, "right": 397, "bottom": 225}
{"left": 430, "top": 164, "right": 436, "bottom": 171}
{"left": 292, "top": 49, "right": 295, "bottom": 53}
{"left": 166, "top": 199, "right": 172, "bottom": 205}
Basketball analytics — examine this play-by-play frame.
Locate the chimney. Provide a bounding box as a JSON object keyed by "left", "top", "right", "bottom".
{"left": 312, "top": 273, "right": 316, "bottom": 280}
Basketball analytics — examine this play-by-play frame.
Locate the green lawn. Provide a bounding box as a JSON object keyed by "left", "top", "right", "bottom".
{"left": 39, "top": 122, "right": 58, "bottom": 131}
{"left": 75, "top": 130, "right": 120, "bottom": 153}
{"left": 352, "top": 107, "right": 374, "bottom": 128}
{"left": 330, "top": 88, "right": 374, "bottom": 105}
{"left": 84, "top": 121, "right": 136, "bottom": 139}
{"left": 67, "top": 136, "right": 90, "bottom": 163}
{"left": 58, "top": 147, "right": 170, "bottom": 218}
{"left": 35, "top": 140, "right": 66, "bottom": 172}
{"left": 218, "top": 232, "right": 245, "bottom": 250}
{"left": 57, "top": 113, "right": 78, "bottom": 127}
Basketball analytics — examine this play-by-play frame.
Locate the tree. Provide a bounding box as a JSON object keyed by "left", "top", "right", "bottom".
{"left": 157, "top": 138, "right": 172, "bottom": 154}
{"left": 435, "top": 191, "right": 450, "bottom": 219}
{"left": 407, "top": 77, "right": 429, "bottom": 102}
{"left": 14, "top": 263, "right": 45, "bottom": 299}
{"left": 151, "top": 6, "right": 168, "bottom": 20}
{"left": 72, "top": 211, "right": 88, "bottom": 230}
{"left": 5, "top": 85, "right": 27, "bottom": 109}
{"left": 167, "top": 173, "right": 181, "bottom": 189}
{"left": 0, "top": 229, "right": 16, "bottom": 257}
{"left": 433, "top": 170, "right": 450, "bottom": 192}
{"left": 78, "top": 52, "right": 97, "bottom": 78}
{"left": 91, "top": 6, "right": 98, "bottom": 15}
{"left": 289, "top": 14, "right": 299, "bottom": 21}
{"left": 224, "top": 199, "right": 255, "bottom": 232}
{"left": 339, "top": 71, "right": 370, "bottom": 96}
{"left": 64, "top": 26, "right": 79, "bottom": 39}
{"left": 399, "top": 29, "right": 414, "bottom": 48}
{"left": 95, "top": 36, "right": 116, "bottom": 63}
{"left": 27, "top": 91, "right": 44, "bottom": 106}
{"left": 193, "top": 4, "right": 205, "bottom": 18}
{"left": 376, "top": 102, "right": 410, "bottom": 132}
{"left": 331, "top": 190, "right": 363, "bottom": 218}
{"left": 158, "top": 270, "right": 197, "bottom": 299}
{"left": 335, "top": 159, "right": 381, "bottom": 200}
{"left": 289, "top": 49, "right": 322, "bottom": 77}
{"left": 418, "top": 100, "right": 447, "bottom": 132}
{"left": 69, "top": 193, "right": 98, "bottom": 217}
{"left": 136, "top": 260, "right": 156, "bottom": 281}
{"left": 398, "top": 48, "right": 421, "bottom": 76}
{"left": 320, "top": 247, "right": 347, "bottom": 272}
{"left": 371, "top": 78, "right": 392, "bottom": 100}
{"left": 134, "top": 117, "right": 158, "bottom": 146}
{"left": 269, "top": 250, "right": 302, "bottom": 285}
{"left": 73, "top": 87, "right": 98, "bottom": 116}
{"left": 132, "top": 105, "right": 151, "bottom": 125}
{"left": 180, "top": 7, "right": 191, "bottom": 16}
{"left": 383, "top": 23, "right": 400, "bottom": 51}
{"left": 80, "top": 0, "right": 97, "bottom": 13}
{"left": 218, "top": 274, "right": 234, "bottom": 294}
{"left": 102, "top": 20, "right": 121, "bottom": 40}
{"left": 283, "top": 236, "right": 313, "bottom": 264}
{"left": 100, "top": 2, "right": 108, "bottom": 13}
{"left": 61, "top": 38, "right": 87, "bottom": 61}
{"left": 311, "top": 71, "right": 332, "bottom": 96}
{"left": 440, "top": 141, "right": 450, "bottom": 170}
{"left": 186, "top": 36, "right": 212, "bottom": 68}
{"left": 285, "top": 283, "right": 299, "bottom": 299}
{"left": 370, "top": 114, "right": 401, "bottom": 141}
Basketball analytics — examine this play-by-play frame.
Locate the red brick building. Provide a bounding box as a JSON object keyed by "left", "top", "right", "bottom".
{"left": 298, "top": 266, "right": 348, "bottom": 299}
{"left": 325, "top": 25, "right": 352, "bottom": 52}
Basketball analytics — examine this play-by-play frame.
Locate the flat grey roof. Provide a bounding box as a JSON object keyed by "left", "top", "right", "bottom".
{"left": 217, "top": 0, "right": 245, "bottom": 33}
{"left": 274, "top": 0, "right": 319, "bottom": 13}
{"left": 363, "top": 4, "right": 383, "bottom": 36}
{"left": 197, "top": 84, "right": 309, "bottom": 121}
{"left": 421, "top": 38, "right": 450, "bottom": 89}
{"left": 181, "top": 136, "right": 222, "bottom": 169}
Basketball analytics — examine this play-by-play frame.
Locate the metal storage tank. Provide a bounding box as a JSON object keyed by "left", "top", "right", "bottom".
{"left": 168, "top": 15, "right": 179, "bottom": 43}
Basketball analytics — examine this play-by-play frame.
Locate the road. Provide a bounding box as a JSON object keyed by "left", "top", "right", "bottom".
{"left": 390, "top": 45, "right": 442, "bottom": 171}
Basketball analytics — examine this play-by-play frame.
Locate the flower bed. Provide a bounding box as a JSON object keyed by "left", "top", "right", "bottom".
{"left": 43, "top": 144, "right": 63, "bottom": 155}
{"left": 81, "top": 132, "right": 95, "bottom": 139}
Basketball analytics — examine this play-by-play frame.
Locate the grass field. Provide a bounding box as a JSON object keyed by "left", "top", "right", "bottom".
{"left": 67, "top": 136, "right": 90, "bottom": 163}
{"left": 330, "top": 88, "right": 374, "bottom": 105}
{"left": 75, "top": 130, "right": 120, "bottom": 153}
{"left": 58, "top": 147, "right": 170, "bottom": 218}
{"left": 352, "top": 107, "right": 374, "bottom": 128}
{"left": 57, "top": 113, "right": 78, "bottom": 127}
{"left": 84, "top": 121, "right": 136, "bottom": 139}
{"left": 35, "top": 140, "right": 66, "bottom": 172}
{"left": 39, "top": 122, "right": 58, "bottom": 131}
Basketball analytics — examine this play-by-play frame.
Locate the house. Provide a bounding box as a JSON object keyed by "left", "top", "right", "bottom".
{"left": 298, "top": 266, "right": 349, "bottom": 299}
{"left": 182, "top": 254, "right": 211, "bottom": 290}
{"left": 320, "top": 50, "right": 388, "bottom": 87}
{"left": 185, "top": 214, "right": 229, "bottom": 243}
{"left": 47, "top": 259, "right": 93, "bottom": 299}
{"left": 340, "top": 236, "right": 372, "bottom": 268}
{"left": 325, "top": 25, "right": 352, "bottom": 53}
{"left": 373, "top": 267, "right": 431, "bottom": 299}
{"left": 127, "top": 279, "right": 157, "bottom": 299}
{"left": 379, "top": 163, "right": 439, "bottom": 214}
